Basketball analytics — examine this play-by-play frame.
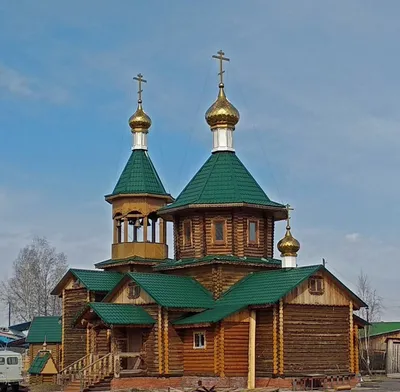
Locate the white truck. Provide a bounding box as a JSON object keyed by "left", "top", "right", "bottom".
{"left": 0, "top": 351, "right": 22, "bottom": 392}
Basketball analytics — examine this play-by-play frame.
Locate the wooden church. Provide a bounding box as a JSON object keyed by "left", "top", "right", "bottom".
{"left": 52, "top": 51, "right": 367, "bottom": 391}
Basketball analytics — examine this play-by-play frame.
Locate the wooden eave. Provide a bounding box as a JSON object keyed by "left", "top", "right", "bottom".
{"left": 154, "top": 259, "right": 281, "bottom": 272}
{"left": 105, "top": 193, "right": 174, "bottom": 204}
{"left": 173, "top": 322, "right": 212, "bottom": 329}
{"left": 158, "top": 202, "right": 287, "bottom": 221}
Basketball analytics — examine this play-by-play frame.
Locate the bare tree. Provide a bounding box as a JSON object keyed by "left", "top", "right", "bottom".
{"left": 0, "top": 237, "right": 68, "bottom": 323}
{"left": 356, "top": 270, "right": 384, "bottom": 375}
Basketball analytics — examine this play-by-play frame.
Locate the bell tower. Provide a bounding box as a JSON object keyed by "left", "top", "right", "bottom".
{"left": 103, "top": 74, "right": 173, "bottom": 271}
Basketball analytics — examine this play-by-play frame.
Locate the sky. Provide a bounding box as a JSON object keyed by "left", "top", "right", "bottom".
{"left": 0, "top": 0, "right": 399, "bottom": 323}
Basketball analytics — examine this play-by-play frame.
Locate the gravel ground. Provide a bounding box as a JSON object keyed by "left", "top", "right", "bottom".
{"left": 355, "top": 376, "right": 400, "bottom": 391}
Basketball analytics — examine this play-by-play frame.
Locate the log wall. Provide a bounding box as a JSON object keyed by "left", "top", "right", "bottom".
{"left": 181, "top": 327, "right": 215, "bottom": 376}
{"left": 173, "top": 209, "right": 275, "bottom": 260}
{"left": 167, "top": 313, "right": 185, "bottom": 375}
{"left": 63, "top": 288, "right": 88, "bottom": 367}
{"left": 283, "top": 304, "right": 350, "bottom": 375}
{"left": 223, "top": 322, "right": 249, "bottom": 377}
{"left": 255, "top": 309, "right": 274, "bottom": 376}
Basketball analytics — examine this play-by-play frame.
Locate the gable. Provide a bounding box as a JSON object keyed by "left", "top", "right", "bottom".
{"left": 42, "top": 355, "right": 58, "bottom": 374}
{"left": 285, "top": 269, "right": 353, "bottom": 307}
{"left": 107, "top": 279, "right": 156, "bottom": 305}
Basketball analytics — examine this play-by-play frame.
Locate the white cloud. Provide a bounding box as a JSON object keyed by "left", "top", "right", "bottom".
{"left": 345, "top": 233, "right": 361, "bottom": 242}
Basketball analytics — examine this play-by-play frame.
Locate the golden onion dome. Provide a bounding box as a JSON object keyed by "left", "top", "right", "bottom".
{"left": 129, "top": 100, "right": 152, "bottom": 132}
{"left": 205, "top": 83, "right": 240, "bottom": 129}
{"left": 277, "top": 224, "right": 300, "bottom": 257}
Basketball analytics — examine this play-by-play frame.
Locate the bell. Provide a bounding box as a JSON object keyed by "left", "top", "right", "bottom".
{"left": 134, "top": 219, "right": 142, "bottom": 228}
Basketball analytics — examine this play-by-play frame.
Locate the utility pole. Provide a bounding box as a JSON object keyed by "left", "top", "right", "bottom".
{"left": 8, "top": 302, "right": 11, "bottom": 328}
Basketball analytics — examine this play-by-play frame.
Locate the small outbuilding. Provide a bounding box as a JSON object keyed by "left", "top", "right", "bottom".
{"left": 28, "top": 349, "right": 58, "bottom": 384}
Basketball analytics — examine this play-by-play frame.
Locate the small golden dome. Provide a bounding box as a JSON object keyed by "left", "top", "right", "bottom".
{"left": 205, "top": 83, "right": 240, "bottom": 129}
{"left": 129, "top": 100, "right": 152, "bottom": 132}
{"left": 277, "top": 224, "right": 300, "bottom": 257}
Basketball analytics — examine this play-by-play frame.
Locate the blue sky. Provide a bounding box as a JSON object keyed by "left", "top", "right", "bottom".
{"left": 0, "top": 1, "right": 399, "bottom": 322}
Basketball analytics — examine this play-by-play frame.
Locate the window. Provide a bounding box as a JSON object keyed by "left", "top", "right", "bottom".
{"left": 193, "top": 331, "right": 206, "bottom": 349}
{"left": 213, "top": 220, "right": 225, "bottom": 243}
{"left": 248, "top": 220, "right": 258, "bottom": 243}
{"left": 7, "top": 357, "right": 18, "bottom": 365}
{"left": 127, "top": 282, "right": 141, "bottom": 299}
{"left": 183, "top": 220, "right": 192, "bottom": 247}
{"left": 308, "top": 276, "right": 324, "bottom": 295}
{"left": 0, "top": 358, "right": 4, "bottom": 365}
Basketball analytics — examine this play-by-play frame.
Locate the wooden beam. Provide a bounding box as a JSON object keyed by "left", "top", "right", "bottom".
{"left": 220, "top": 323, "right": 225, "bottom": 377}
{"left": 163, "top": 308, "right": 169, "bottom": 375}
{"left": 157, "top": 305, "right": 163, "bottom": 375}
{"left": 214, "top": 323, "right": 219, "bottom": 375}
{"left": 349, "top": 302, "right": 354, "bottom": 373}
{"left": 61, "top": 289, "right": 65, "bottom": 370}
{"left": 273, "top": 304, "right": 278, "bottom": 375}
{"left": 123, "top": 218, "right": 128, "bottom": 243}
{"left": 279, "top": 298, "right": 284, "bottom": 375}
{"left": 247, "top": 310, "right": 256, "bottom": 389}
{"left": 354, "top": 324, "right": 359, "bottom": 375}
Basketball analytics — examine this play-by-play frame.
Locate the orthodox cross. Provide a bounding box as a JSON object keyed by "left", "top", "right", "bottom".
{"left": 286, "top": 204, "right": 294, "bottom": 227}
{"left": 212, "top": 50, "right": 230, "bottom": 85}
{"left": 133, "top": 73, "right": 147, "bottom": 102}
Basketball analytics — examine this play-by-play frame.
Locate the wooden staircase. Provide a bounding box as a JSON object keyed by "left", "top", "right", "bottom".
{"left": 59, "top": 353, "right": 114, "bottom": 392}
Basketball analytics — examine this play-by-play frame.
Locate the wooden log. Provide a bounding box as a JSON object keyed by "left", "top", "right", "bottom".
{"left": 247, "top": 310, "right": 256, "bottom": 389}
{"left": 279, "top": 299, "right": 284, "bottom": 375}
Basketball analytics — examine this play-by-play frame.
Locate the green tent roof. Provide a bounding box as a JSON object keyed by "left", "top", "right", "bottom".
{"left": 367, "top": 322, "right": 400, "bottom": 337}
{"left": 85, "top": 303, "right": 155, "bottom": 325}
{"left": 29, "top": 352, "right": 51, "bottom": 375}
{"left": 155, "top": 255, "right": 281, "bottom": 270}
{"left": 26, "top": 316, "right": 62, "bottom": 344}
{"left": 107, "top": 150, "right": 169, "bottom": 197}
{"left": 52, "top": 269, "right": 123, "bottom": 295}
{"left": 162, "top": 151, "right": 284, "bottom": 211}
{"left": 112, "top": 272, "right": 214, "bottom": 309}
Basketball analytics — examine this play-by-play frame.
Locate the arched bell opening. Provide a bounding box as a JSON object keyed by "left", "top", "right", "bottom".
{"left": 126, "top": 211, "right": 144, "bottom": 243}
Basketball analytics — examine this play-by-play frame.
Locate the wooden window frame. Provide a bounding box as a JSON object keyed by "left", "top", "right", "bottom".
{"left": 183, "top": 219, "right": 192, "bottom": 247}
{"left": 193, "top": 331, "right": 206, "bottom": 349}
{"left": 127, "top": 282, "right": 141, "bottom": 300}
{"left": 212, "top": 218, "right": 227, "bottom": 245}
{"left": 308, "top": 276, "right": 324, "bottom": 295}
{"left": 248, "top": 219, "right": 259, "bottom": 244}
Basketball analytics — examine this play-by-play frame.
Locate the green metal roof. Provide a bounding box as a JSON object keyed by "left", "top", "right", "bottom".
{"left": 366, "top": 322, "right": 400, "bottom": 337}
{"left": 29, "top": 352, "right": 51, "bottom": 375}
{"left": 174, "top": 304, "right": 245, "bottom": 326}
{"left": 107, "top": 150, "right": 169, "bottom": 197}
{"left": 155, "top": 255, "right": 281, "bottom": 271}
{"left": 95, "top": 256, "right": 173, "bottom": 269}
{"left": 86, "top": 303, "right": 155, "bottom": 325}
{"left": 125, "top": 272, "right": 214, "bottom": 308}
{"left": 162, "top": 151, "right": 284, "bottom": 211}
{"left": 26, "top": 316, "right": 62, "bottom": 344}
{"left": 174, "top": 266, "right": 321, "bottom": 325}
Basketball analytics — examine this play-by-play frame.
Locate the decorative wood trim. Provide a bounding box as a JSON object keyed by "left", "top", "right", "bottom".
{"left": 349, "top": 302, "right": 354, "bottom": 373}
{"left": 86, "top": 291, "right": 91, "bottom": 355}
{"left": 279, "top": 299, "right": 284, "bottom": 375}
{"left": 163, "top": 308, "right": 169, "bottom": 374}
{"left": 247, "top": 310, "right": 256, "bottom": 389}
{"left": 157, "top": 305, "right": 163, "bottom": 375}
{"left": 273, "top": 304, "right": 278, "bottom": 375}
{"left": 247, "top": 219, "right": 259, "bottom": 245}
{"left": 211, "top": 217, "right": 227, "bottom": 245}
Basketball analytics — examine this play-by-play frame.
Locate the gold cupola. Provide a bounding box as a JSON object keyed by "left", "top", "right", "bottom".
{"left": 277, "top": 224, "right": 300, "bottom": 257}
{"left": 277, "top": 205, "right": 300, "bottom": 268}
{"left": 206, "top": 50, "right": 240, "bottom": 153}
{"left": 129, "top": 74, "right": 151, "bottom": 150}
{"left": 205, "top": 83, "right": 240, "bottom": 130}
{"left": 129, "top": 100, "right": 152, "bottom": 132}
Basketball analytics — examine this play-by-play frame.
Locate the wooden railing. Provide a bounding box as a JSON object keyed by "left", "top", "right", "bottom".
{"left": 58, "top": 354, "right": 94, "bottom": 386}
{"left": 114, "top": 352, "right": 143, "bottom": 378}
{"left": 79, "top": 352, "right": 114, "bottom": 391}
